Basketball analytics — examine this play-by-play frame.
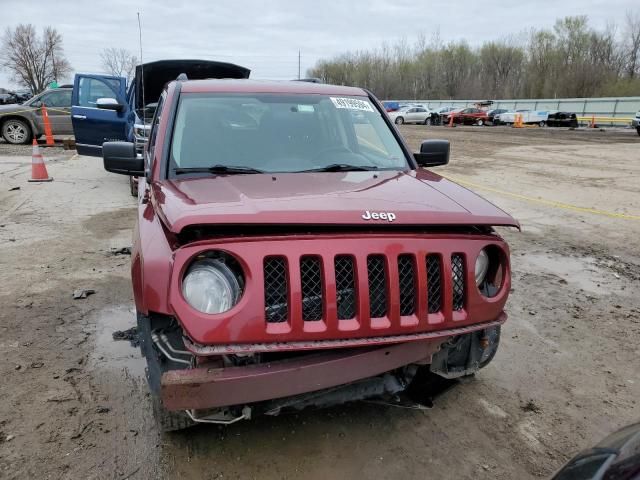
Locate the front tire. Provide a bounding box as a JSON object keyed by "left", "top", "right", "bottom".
{"left": 152, "top": 396, "right": 195, "bottom": 433}
{"left": 2, "top": 118, "right": 32, "bottom": 144}
{"left": 476, "top": 119, "right": 484, "bottom": 126}
{"left": 395, "top": 116, "right": 404, "bottom": 125}
{"left": 539, "top": 121, "right": 546, "bottom": 127}
{"left": 424, "top": 117, "right": 432, "bottom": 126}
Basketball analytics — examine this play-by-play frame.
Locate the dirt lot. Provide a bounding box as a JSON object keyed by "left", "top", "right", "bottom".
{"left": 0, "top": 127, "right": 638, "bottom": 479}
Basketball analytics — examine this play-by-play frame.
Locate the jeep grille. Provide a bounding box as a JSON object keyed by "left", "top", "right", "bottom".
{"left": 263, "top": 252, "right": 464, "bottom": 325}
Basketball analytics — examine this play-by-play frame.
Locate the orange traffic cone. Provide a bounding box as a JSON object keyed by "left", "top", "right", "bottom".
{"left": 41, "top": 104, "right": 55, "bottom": 146}
{"left": 28, "top": 139, "right": 53, "bottom": 182}
{"left": 591, "top": 115, "right": 596, "bottom": 128}
{"left": 448, "top": 114, "right": 454, "bottom": 127}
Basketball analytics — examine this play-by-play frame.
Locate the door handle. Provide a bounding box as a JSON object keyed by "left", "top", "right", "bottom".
{"left": 73, "top": 115, "right": 86, "bottom": 120}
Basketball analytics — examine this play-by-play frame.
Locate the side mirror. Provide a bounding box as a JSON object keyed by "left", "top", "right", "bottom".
{"left": 103, "top": 142, "right": 144, "bottom": 176}
{"left": 96, "top": 97, "right": 124, "bottom": 112}
{"left": 31, "top": 100, "right": 42, "bottom": 108}
{"left": 414, "top": 139, "right": 450, "bottom": 167}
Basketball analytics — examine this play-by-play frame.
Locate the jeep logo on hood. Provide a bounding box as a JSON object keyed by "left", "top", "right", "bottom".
{"left": 362, "top": 210, "right": 396, "bottom": 222}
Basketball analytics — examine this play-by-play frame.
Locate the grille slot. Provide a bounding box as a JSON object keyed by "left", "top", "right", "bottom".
{"left": 426, "top": 254, "right": 442, "bottom": 313}
{"left": 398, "top": 255, "right": 416, "bottom": 316}
{"left": 264, "top": 257, "right": 288, "bottom": 323}
{"left": 335, "top": 255, "right": 356, "bottom": 320}
{"left": 300, "top": 256, "right": 324, "bottom": 321}
{"left": 451, "top": 254, "right": 465, "bottom": 311}
{"left": 367, "top": 255, "right": 387, "bottom": 318}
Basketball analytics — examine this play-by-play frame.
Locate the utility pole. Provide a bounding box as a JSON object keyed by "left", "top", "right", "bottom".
{"left": 298, "top": 50, "right": 301, "bottom": 80}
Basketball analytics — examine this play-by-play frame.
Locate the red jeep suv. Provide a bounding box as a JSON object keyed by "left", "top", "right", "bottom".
{"left": 101, "top": 78, "right": 518, "bottom": 430}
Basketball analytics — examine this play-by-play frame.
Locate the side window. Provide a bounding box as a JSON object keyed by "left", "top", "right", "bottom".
{"left": 77, "top": 77, "right": 120, "bottom": 107}
{"left": 41, "top": 90, "right": 72, "bottom": 108}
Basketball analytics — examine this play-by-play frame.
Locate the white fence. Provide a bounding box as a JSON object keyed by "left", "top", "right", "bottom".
{"left": 391, "top": 97, "right": 640, "bottom": 120}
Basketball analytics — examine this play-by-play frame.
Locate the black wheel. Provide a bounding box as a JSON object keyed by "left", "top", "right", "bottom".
{"left": 395, "top": 116, "right": 404, "bottom": 125}
{"left": 423, "top": 117, "right": 432, "bottom": 126}
{"left": 539, "top": 121, "right": 546, "bottom": 127}
{"left": 137, "top": 311, "right": 196, "bottom": 432}
{"left": 637, "top": 127, "right": 640, "bottom": 137}
{"left": 2, "top": 118, "right": 32, "bottom": 144}
{"left": 152, "top": 395, "right": 195, "bottom": 433}
{"left": 476, "top": 119, "right": 484, "bottom": 126}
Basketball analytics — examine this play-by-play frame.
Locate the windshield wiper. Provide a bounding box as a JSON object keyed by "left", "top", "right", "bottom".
{"left": 174, "top": 165, "right": 264, "bottom": 175}
{"left": 298, "top": 163, "right": 379, "bottom": 173}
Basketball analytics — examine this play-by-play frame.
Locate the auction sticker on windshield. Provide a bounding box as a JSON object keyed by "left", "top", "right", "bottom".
{"left": 330, "top": 97, "right": 375, "bottom": 112}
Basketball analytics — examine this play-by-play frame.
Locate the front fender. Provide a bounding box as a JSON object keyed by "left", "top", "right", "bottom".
{"left": 131, "top": 191, "right": 174, "bottom": 315}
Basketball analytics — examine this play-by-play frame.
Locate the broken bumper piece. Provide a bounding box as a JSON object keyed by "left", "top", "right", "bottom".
{"left": 161, "top": 339, "right": 443, "bottom": 411}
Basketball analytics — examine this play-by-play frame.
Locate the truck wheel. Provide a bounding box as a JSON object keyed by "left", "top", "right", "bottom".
{"left": 152, "top": 395, "right": 196, "bottom": 433}
{"left": 539, "top": 121, "right": 546, "bottom": 127}
{"left": 395, "top": 117, "right": 404, "bottom": 125}
{"left": 2, "top": 118, "right": 32, "bottom": 144}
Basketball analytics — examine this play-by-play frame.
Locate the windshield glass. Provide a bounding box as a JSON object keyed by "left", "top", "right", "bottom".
{"left": 170, "top": 93, "right": 408, "bottom": 175}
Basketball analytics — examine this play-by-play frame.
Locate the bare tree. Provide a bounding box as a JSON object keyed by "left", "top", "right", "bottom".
{"left": 623, "top": 11, "right": 640, "bottom": 78}
{"left": 0, "top": 24, "right": 71, "bottom": 94}
{"left": 100, "top": 47, "right": 137, "bottom": 84}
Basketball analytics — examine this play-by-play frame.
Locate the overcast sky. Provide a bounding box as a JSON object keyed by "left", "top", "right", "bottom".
{"left": 1, "top": 0, "right": 637, "bottom": 89}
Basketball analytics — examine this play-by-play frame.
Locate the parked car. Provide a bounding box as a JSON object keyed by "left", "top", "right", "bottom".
{"left": 552, "top": 422, "right": 640, "bottom": 479}
{"left": 14, "top": 89, "right": 32, "bottom": 102}
{"left": 632, "top": 110, "right": 640, "bottom": 136}
{"left": 546, "top": 111, "right": 579, "bottom": 128}
{"left": 383, "top": 101, "right": 400, "bottom": 112}
{"left": 0, "top": 86, "right": 72, "bottom": 144}
{"left": 453, "top": 107, "right": 491, "bottom": 126}
{"left": 0, "top": 93, "right": 18, "bottom": 105}
{"left": 72, "top": 59, "right": 250, "bottom": 195}
{"left": 388, "top": 105, "right": 438, "bottom": 125}
{"left": 487, "top": 109, "right": 508, "bottom": 125}
{"left": 81, "top": 75, "right": 518, "bottom": 431}
{"left": 440, "top": 108, "right": 465, "bottom": 125}
{"left": 495, "top": 110, "right": 549, "bottom": 126}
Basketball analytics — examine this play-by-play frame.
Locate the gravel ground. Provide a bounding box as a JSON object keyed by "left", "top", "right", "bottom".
{"left": 0, "top": 126, "right": 638, "bottom": 479}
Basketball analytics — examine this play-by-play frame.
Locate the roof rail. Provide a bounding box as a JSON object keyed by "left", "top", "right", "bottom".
{"left": 292, "top": 78, "right": 322, "bottom": 83}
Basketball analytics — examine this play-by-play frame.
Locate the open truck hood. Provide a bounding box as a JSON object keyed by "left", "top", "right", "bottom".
{"left": 153, "top": 169, "right": 519, "bottom": 234}
{"left": 134, "top": 59, "right": 250, "bottom": 111}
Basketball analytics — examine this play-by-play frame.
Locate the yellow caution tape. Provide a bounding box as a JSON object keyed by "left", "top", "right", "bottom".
{"left": 0, "top": 106, "right": 71, "bottom": 116}
{"left": 442, "top": 174, "right": 640, "bottom": 221}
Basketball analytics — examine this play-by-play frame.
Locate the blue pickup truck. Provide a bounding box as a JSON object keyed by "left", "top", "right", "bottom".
{"left": 71, "top": 59, "right": 250, "bottom": 157}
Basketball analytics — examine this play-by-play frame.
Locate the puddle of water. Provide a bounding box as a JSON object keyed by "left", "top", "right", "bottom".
{"left": 517, "top": 253, "right": 621, "bottom": 295}
{"left": 89, "top": 305, "right": 146, "bottom": 378}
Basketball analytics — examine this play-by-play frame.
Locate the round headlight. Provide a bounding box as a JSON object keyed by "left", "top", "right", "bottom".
{"left": 475, "top": 249, "right": 490, "bottom": 286}
{"left": 182, "top": 258, "right": 241, "bottom": 314}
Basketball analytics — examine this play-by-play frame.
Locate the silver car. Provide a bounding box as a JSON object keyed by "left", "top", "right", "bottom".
{"left": 0, "top": 87, "right": 72, "bottom": 144}
{"left": 388, "top": 106, "right": 436, "bottom": 125}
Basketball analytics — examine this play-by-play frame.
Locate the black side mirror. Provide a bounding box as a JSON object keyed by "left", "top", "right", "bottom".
{"left": 103, "top": 142, "right": 144, "bottom": 176}
{"left": 414, "top": 139, "right": 450, "bottom": 167}
{"left": 96, "top": 97, "right": 124, "bottom": 112}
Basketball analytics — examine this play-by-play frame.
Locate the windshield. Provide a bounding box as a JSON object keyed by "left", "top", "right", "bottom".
{"left": 170, "top": 93, "right": 408, "bottom": 175}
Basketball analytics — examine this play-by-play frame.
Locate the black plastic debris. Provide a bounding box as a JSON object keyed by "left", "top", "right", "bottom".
{"left": 109, "top": 247, "right": 131, "bottom": 256}
{"left": 9, "top": 186, "right": 20, "bottom": 191}
{"left": 112, "top": 327, "right": 139, "bottom": 347}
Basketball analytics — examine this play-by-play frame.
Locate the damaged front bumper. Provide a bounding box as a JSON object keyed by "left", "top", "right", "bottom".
{"left": 159, "top": 317, "right": 505, "bottom": 412}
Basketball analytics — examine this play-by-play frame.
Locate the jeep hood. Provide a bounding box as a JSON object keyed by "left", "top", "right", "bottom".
{"left": 153, "top": 170, "right": 519, "bottom": 234}
{"left": 135, "top": 60, "right": 250, "bottom": 111}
